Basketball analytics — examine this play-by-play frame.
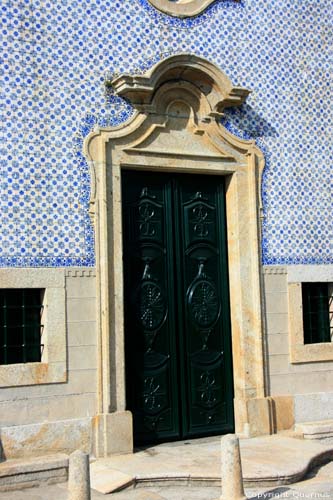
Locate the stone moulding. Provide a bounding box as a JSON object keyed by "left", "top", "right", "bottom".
{"left": 147, "top": 0, "right": 219, "bottom": 18}
{"left": 64, "top": 269, "right": 96, "bottom": 278}
{"left": 84, "top": 54, "right": 269, "bottom": 455}
{"left": 111, "top": 54, "right": 250, "bottom": 116}
{"left": 263, "top": 266, "right": 287, "bottom": 275}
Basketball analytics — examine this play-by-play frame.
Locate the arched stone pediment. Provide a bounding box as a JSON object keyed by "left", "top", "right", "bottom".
{"left": 111, "top": 54, "right": 250, "bottom": 118}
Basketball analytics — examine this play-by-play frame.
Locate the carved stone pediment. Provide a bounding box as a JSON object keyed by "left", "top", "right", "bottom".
{"left": 127, "top": 113, "right": 231, "bottom": 159}
{"left": 124, "top": 97, "right": 239, "bottom": 162}
{"left": 147, "top": 0, "right": 218, "bottom": 18}
{"left": 111, "top": 54, "right": 250, "bottom": 120}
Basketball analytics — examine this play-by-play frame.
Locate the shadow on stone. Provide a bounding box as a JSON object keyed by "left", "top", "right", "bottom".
{"left": 0, "top": 440, "right": 5, "bottom": 463}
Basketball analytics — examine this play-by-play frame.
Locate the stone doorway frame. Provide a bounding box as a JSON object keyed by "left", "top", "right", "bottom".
{"left": 84, "top": 55, "right": 271, "bottom": 457}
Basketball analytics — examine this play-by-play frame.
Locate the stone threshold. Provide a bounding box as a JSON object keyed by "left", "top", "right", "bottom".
{"left": 0, "top": 454, "right": 68, "bottom": 492}
{"left": 90, "top": 436, "right": 333, "bottom": 494}
{"left": 91, "top": 454, "right": 333, "bottom": 495}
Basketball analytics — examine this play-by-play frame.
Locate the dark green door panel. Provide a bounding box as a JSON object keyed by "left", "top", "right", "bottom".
{"left": 122, "top": 173, "right": 180, "bottom": 443}
{"left": 174, "top": 177, "right": 234, "bottom": 437}
{"left": 122, "top": 171, "right": 234, "bottom": 444}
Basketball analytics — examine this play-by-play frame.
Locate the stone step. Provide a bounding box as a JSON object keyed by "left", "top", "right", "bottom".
{"left": 0, "top": 453, "right": 68, "bottom": 492}
{"left": 295, "top": 420, "right": 333, "bottom": 440}
{"left": 90, "top": 435, "right": 333, "bottom": 494}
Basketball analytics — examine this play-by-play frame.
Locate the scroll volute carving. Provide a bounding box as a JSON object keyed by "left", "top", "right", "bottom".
{"left": 110, "top": 54, "right": 250, "bottom": 121}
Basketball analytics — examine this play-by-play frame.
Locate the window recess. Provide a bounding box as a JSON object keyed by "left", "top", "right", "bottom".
{"left": 0, "top": 289, "right": 44, "bottom": 365}
{"left": 302, "top": 283, "right": 333, "bottom": 344}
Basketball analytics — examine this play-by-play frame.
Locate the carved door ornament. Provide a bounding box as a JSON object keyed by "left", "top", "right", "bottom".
{"left": 148, "top": 0, "right": 221, "bottom": 18}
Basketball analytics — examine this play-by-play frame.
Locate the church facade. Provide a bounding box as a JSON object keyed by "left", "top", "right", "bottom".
{"left": 0, "top": 0, "right": 332, "bottom": 458}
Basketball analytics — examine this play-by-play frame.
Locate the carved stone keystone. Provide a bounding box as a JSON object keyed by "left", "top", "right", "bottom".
{"left": 220, "top": 434, "right": 247, "bottom": 500}
{"left": 68, "top": 450, "right": 91, "bottom": 500}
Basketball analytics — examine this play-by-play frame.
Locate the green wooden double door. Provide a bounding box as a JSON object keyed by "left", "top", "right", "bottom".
{"left": 122, "top": 171, "right": 234, "bottom": 444}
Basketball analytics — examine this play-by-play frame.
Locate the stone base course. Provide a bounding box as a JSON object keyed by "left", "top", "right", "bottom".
{"left": 0, "top": 454, "right": 68, "bottom": 492}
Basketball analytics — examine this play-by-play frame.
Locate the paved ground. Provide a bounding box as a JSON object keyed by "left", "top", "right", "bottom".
{"left": 1, "top": 461, "right": 333, "bottom": 499}
{"left": 109, "top": 460, "right": 333, "bottom": 499}
{"left": 89, "top": 435, "right": 333, "bottom": 494}
{"left": 1, "top": 436, "right": 333, "bottom": 499}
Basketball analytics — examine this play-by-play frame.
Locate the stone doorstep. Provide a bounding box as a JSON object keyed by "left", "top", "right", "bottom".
{"left": 91, "top": 453, "right": 333, "bottom": 496}
{"left": 133, "top": 453, "right": 333, "bottom": 489}
{"left": 0, "top": 454, "right": 69, "bottom": 491}
{"left": 136, "top": 475, "right": 220, "bottom": 488}
{"left": 90, "top": 472, "right": 221, "bottom": 495}
{"left": 295, "top": 420, "right": 333, "bottom": 439}
{"left": 90, "top": 437, "right": 333, "bottom": 495}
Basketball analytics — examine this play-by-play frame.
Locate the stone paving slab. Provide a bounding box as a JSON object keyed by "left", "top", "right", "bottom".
{"left": 90, "top": 468, "right": 134, "bottom": 494}
{"left": 241, "top": 435, "right": 333, "bottom": 486}
{"left": 0, "top": 461, "right": 332, "bottom": 499}
{"left": 112, "top": 461, "right": 333, "bottom": 500}
{"left": 90, "top": 435, "right": 333, "bottom": 494}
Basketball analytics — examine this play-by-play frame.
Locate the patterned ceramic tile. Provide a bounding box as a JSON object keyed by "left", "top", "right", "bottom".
{"left": 0, "top": 0, "right": 332, "bottom": 266}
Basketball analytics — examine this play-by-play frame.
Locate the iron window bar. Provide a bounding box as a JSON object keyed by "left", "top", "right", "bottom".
{"left": 302, "top": 283, "right": 333, "bottom": 344}
{"left": 0, "top": 289, "right": 44, "bottom": 365}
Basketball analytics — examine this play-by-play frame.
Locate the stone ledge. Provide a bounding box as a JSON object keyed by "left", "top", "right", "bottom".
{"left": 295, "top": 420, "right": 333, "bottom": 440}
{"left": 0, "top": 454, "right": 68, "bottom": 492}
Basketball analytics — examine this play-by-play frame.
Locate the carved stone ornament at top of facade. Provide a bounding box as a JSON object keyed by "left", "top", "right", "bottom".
{"left": 147, "top": 0, "right": 219, "bottom": 18}
{"left": 111, "top": 54, "right": 250, "bottom": 119}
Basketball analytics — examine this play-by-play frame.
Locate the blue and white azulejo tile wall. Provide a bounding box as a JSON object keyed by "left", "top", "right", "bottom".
{"left": 0, "top": 0, "right": 332, "bottom": 267}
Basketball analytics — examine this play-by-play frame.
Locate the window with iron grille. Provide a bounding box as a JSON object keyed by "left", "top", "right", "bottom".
{"left": 0, "top": 289, "right": 44, "bottom": 365}
{"left": 302, "top": 283, "right": 333, "bottom": 344}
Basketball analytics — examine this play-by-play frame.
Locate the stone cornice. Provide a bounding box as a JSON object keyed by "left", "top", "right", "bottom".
{"left": 111, "top": 54, "right": 250, "bottom": 117}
